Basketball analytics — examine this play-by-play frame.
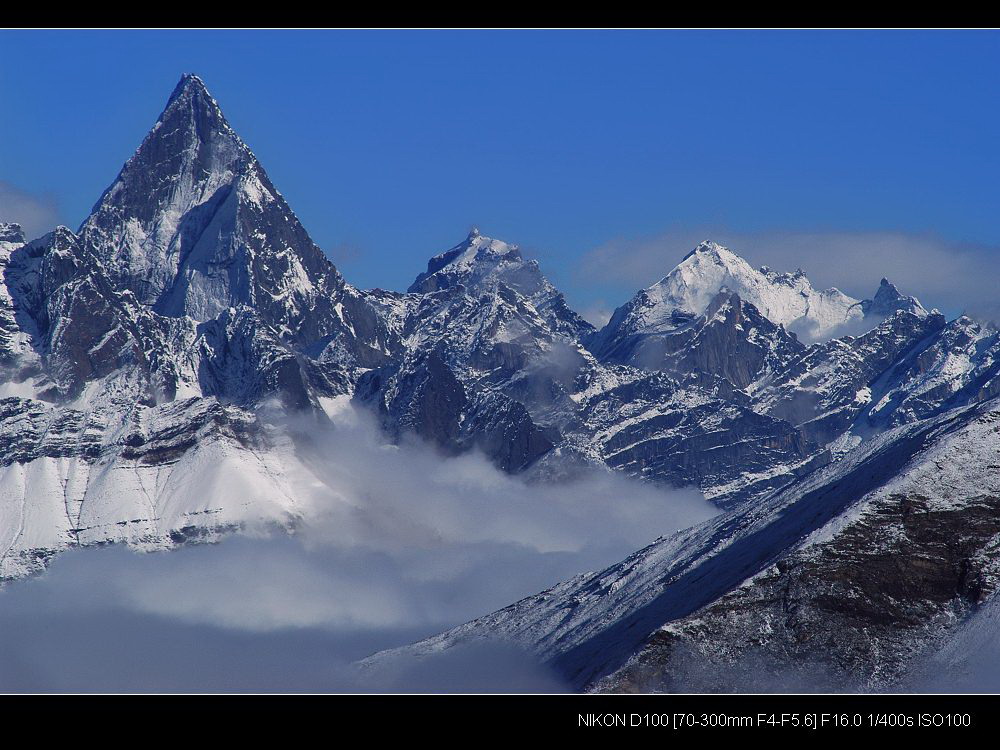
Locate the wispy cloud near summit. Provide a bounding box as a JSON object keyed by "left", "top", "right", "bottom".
{"left": 0, "top": 181, "right": 61, "bottom": 240}
{"left": 578, "top": 226, "right": 1000, "bottom": 324}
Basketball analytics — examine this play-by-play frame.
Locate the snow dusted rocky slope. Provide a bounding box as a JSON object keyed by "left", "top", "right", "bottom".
{"left": 365, "top": 398, "right": 1000, "bottom": 692}
{"left": 4, "top": 74, "right": 1000, "bottom": 692}
{"left": 0, "top": 76, "right": 402, "bottom": 579}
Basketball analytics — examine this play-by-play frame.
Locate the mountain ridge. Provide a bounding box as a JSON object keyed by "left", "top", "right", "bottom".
{"left": 2, "top": 74, "right": 998, "bottom": 694}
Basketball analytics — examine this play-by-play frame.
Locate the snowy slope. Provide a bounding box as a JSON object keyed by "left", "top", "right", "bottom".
{"left": 590, "top": 241, "right": 868, "bottom": 358}
{"left": 0, "top": 396, "right": 319, "bottom": 580}
{"left": 363, "top": 397, "right": 1000, "bottom": 691}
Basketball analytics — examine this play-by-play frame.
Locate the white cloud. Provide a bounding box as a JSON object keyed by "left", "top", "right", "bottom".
{"left": 0, "top": 404, "right": 718, "bottom": 692}
{"left": 0, "top": 181, "right": 61, "bottom": 240}
{"left": 908, "top": 594, "right": 1000, "bottom": 692}
{"left": 577, "top": 226, "right": 1000, "bottom": 324}
{"left": 578, "top": 300, "right": 613, "bottom": 327}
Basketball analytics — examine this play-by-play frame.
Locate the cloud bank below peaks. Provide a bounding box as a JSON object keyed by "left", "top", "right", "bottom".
{"left": 0, "top": 402, "right": 718, "bottom": 692}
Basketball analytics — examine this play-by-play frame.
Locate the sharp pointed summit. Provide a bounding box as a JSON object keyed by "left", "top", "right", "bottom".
{"left": 77, "top": 74, "right": 344, "bottom": 337}
{"left": 161, "top": 73, "right": 222, "bottom": 119}
{"left": 167, "top": 73, "right": 210, "bottom": 101}
{"left": 862, "top": 277, "right": 927, "bottom": 318}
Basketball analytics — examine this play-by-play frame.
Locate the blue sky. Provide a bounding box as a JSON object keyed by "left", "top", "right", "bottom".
{"left": 1, "top": 29, "right": 998, "bottom": 319}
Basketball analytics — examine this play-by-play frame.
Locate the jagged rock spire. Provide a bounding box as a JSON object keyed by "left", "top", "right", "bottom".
{"left": 78, "top": 74, "right": 343, "bottom": 334}
{"left": 862, "top": 277, "right": 927, "bottom": 318}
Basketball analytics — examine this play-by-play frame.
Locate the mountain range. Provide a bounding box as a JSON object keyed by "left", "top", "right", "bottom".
{"left": 2, "top": 75, "right": 999, "bottom": 692}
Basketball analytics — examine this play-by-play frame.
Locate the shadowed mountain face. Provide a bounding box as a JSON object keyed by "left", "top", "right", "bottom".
{"left": 77, "top": 75, "right": 398, "bottom": 367}
{"left": 365, "top": 401, "right": 1000, "bottom": 693}
{"left": 3, "top": 74, "right": 999, "bottom": 693}
{"left": 80, "top": 75, "right": 335, "bottom": 327}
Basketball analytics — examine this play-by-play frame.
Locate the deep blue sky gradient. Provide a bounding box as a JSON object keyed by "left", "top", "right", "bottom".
{"left": 2, "top": 29, "right": 998, "bottom": 310}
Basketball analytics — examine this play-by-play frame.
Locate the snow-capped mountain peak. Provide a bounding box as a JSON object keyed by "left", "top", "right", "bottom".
{"left": 408, "top": 230, "right": 594, "bottom": 339}
{"left": 863, "top": 277, "right": 927, "bottom": 318}
{"left": 77, "top": 73, "right": 347, "bottom": 336}
{"left": 646, "top": 240, "right": 864, "bottom": 337}
{"left": 408, "top": 229, "right": 524, "bottom": 294}
{"left": 586, "top": 240, "right": 929, "bottom": 374}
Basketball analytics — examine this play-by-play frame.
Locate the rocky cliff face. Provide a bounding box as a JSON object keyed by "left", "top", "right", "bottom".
{"left": 0, "top": 76, "right": 398, "bottom": 579}
{"left": 596, "top": 402, "right": 1000, "bottom": 692}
